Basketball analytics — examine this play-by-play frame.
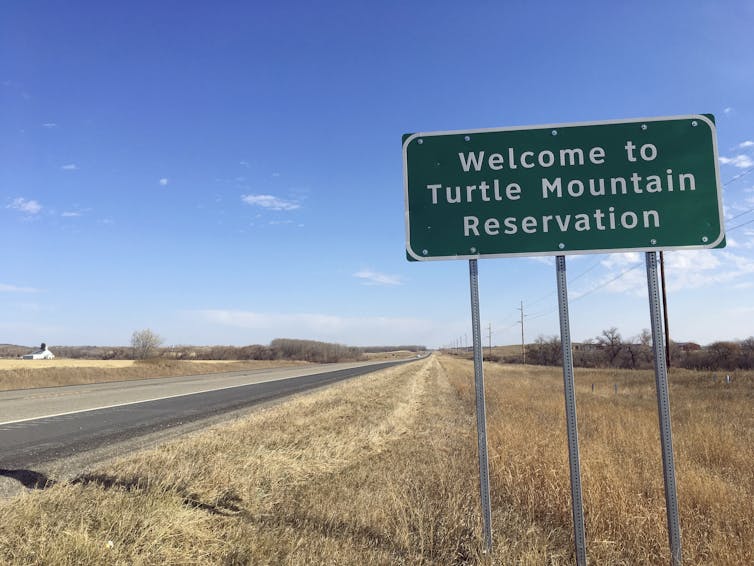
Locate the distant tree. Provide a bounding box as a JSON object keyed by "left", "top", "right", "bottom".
{"left": 638, "top": 328, "right": 652, "bottom": 348}
{"left": 528, "top": 335, "right": 562, "bottom": 366}
{"left": 270, "top": 338, "right": 363, "bottom": 363}
{"left": 706, "top": 341, "right": 741, "bottom": 370}
{"left": 623, "top": 329, "right": 654, "bottom": 369}
{"left": 130, "top": 329, "right": 163, "bottom": 360}
{"left": 573, "top": 339, "right": 600, "bottom": 368}
{"left": 597, "top": 327, "right": 625, "bottom": 366}
{"left": 740, "top": 337, "right": 754, "bottom": 369}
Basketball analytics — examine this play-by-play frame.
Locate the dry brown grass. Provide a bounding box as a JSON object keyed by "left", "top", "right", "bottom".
{"left": 445, "top": 358, "right": 754, "bottom": 565}
{"left": 0, "top": 359, "right": 137, "bottom": 371}
{"left": 0, "top": 359, "right": 306, "bottom": 391}
{"left": 0, "top": 356, "right": 485, "bottom": 564}
{"left": 0, "top": 355, "right": 751, "bottom": 564}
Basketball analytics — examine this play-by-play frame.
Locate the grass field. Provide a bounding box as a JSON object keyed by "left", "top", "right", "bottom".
{"left": 0, "top": 355, "right": 750, "bottom": 564}
{"left": 0, "top": 353, "right": 415, "bottom": 391}
{"left": 0, "top": 359, "right": 308, "bottom": 391}
{"left": 0, "top": 358, "right": 135, "bottom": 371}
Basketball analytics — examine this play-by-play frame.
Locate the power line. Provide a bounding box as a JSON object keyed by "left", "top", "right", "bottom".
{"left": 495, "top": 260, "right": 644, "bottom": 333}
{"left": 523, "top": 262, "right": 644, "bottom": 324}
{"left": 571, "top": 263, "right": 643, "bottom": 302}
{"left": 728, "top": 217, "right": 754, "bottom": 233}
{"left": 491, "top": 164, "right": 754, "bottom": 343}
{"left": 524, "top": 257, "right": 603, "bottom": 308}
{"left": 569, "top": 258, "right": 603, "bottom": 283}
{"left": 722, "top": 165, "right": 754, "bottom": 186}
{"left": 720, "top": 164, "right": 754, "bottom": 228}
{"left": 726, "top": 206, "right": 754, "bottom": 223}
{"left": 527, "top": 308, "right": 556, "bottom": 321}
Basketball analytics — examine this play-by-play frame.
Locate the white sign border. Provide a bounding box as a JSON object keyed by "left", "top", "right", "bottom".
{"left": 403, "top": 114, "right": 724, "bottom": 262}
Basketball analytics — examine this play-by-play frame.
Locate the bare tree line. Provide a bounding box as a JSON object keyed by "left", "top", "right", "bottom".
{"left": 484, "top": 327, "right": 754, "bottom": 371}
{"left": 1, "top": 332, "right": 425, "bottom": 364}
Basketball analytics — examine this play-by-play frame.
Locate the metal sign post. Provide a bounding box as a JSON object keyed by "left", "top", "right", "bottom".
{"left": 555, "top": 256, "right": 587, "bottom": 565}
{"left": 403, "top": 115, "right": 723, "bottom": 562}
{"left": 468, "top": 259, "right": 493, "bottom": 552}
{"left": 645, "top": 251, "right": 682, "bottom": 565}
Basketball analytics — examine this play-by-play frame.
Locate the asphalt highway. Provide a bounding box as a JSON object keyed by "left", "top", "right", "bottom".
{"left": 0, "top": 359, "right": 410, "bottom": 472}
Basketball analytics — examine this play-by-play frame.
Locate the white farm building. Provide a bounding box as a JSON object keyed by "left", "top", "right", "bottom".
{"left": 22, "top": 343, "right": 55, "bottom": 360}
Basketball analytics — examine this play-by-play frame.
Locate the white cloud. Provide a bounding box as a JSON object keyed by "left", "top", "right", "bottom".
{"left": 582, "top": 264, "right": 645, "bottom": 298}
{"left": 61, "top": 163, "right": 78, "bottom": 170}
{"left": 42, "top": 122, "right": 57, "bottom": 128}
{"left": 0, "top": 283, "right": 40, "bottom": 293}
{"left": 241, "top": 194, "right": 300, "bottom": 211}
{"left": 739, "top": 140, "right": 754, "bottom": 149}
{"left": 724, "top": 107, "right": 734, "bottom": 115}
{"left": 589, "top": 249, "right": 754, "bottom": 295}
{"left": 7, "top": 197, "right": 42, "bottom": 215}
{"left": 61, "top": 211, "right": 82, "bottom": 217}
{"left": 189, "top": 309, "right": 438, "bottom": 346}
{"left": 600, "top": 252, "right": 641, "bottom": 270}
{"left": 353, "top": 269, "right": 403, "bottom": 286}
{"left": 719, "top": 155, "right": 754, "bottom": 168}
{"left": 239, "top": 160, "right": 251, "bottom": 168}
{"left": 571, "top": 248, "right": 754, "bottom": 299}
{"left": 527, "top": 256, "right": 555, "bottom": 267}
{"left": 159, "top": 178, "right": 169, "bottom": 186}
{"left": 663, "top": 250, "right": 723, "bottom": 291}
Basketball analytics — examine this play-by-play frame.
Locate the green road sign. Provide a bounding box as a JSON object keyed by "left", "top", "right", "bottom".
{"left": 403, "top": 115, "right": 724, "bottom": 261}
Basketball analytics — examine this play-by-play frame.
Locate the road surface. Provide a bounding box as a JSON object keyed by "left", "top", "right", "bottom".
{"left": 0, "top": 358, "right": 413, "bottom": 493}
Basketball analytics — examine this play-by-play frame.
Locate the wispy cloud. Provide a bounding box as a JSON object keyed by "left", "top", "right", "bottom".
{"left": 576, "top": 250, "right": 754, "bottom": 298}
{"left": 739, "top": 140, "right": 754, "bottom": 149}
{"left": 7, "top": 197, "right": 42, "bottom": 215}
{"left": 42, "top": 122, "right": 57, "bottom": 128}
{"left": 61, "top": 163, "right": 78, "bottom": 171}
{"left": 528, "top": 256, "right": 555, "bottom": 267}
{"left": 1, "top": 80, "right": 30, "bottom": 100}
{"left": 241, "top": 194, "right": 300, "bottom": 211}
{"left": 61, "top": 211, "right": 82, "bottom": 217}
{"left": 600, "top": 252, "right": 642, "bottom": 270}
{"left": 724, "top": 107, "right": 734, "bottom": 115}
{"left": 239, "top": 160, "right": 251, "bottom": 168}
{"left": 719, "top": 155, "right": 754, "bottom": 168}
{"left": 569, "top": 253, "right": 645, "bottom": 298}
{"left": 159, "top": 178, "right": 169, "bottom": 186}
{"left": 353, "top": 269, "right": 403, "bottom": 286}
{"left": 0, "top": 283, "right": 40, "bottom": 293}
{"left": 189, "top": 309, "right": 436, "bottom": 346}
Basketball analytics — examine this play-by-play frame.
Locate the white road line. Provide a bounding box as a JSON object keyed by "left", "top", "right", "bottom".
{"left": 0, "top": 373, "right": 298, "bottom": 427}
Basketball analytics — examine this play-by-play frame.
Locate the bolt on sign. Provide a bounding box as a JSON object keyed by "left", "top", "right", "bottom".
{"left": 403, "top": 115, "right": 724, "bottom": 261}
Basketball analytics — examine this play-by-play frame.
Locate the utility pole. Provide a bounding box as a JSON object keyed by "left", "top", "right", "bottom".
{"left": 519, "top": 301, "right": 526, "bottom": 364}
{"left": 488, "top": 322, "right": 492, "bottom": 358}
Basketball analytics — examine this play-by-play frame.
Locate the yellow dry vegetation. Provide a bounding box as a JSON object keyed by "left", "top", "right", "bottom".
{"left": 0, "top": 359, "right": 305, "bottom": 391}
{"left": 0, "top": 359, "right": 137, "bottom": 371}
{"left": 0, "top": 354, "right": 751, "bottom": 564}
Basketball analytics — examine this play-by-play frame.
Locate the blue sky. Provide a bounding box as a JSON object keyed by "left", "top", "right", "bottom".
{"left": 2, "top": 1, "right": 753, "bottom": 348}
